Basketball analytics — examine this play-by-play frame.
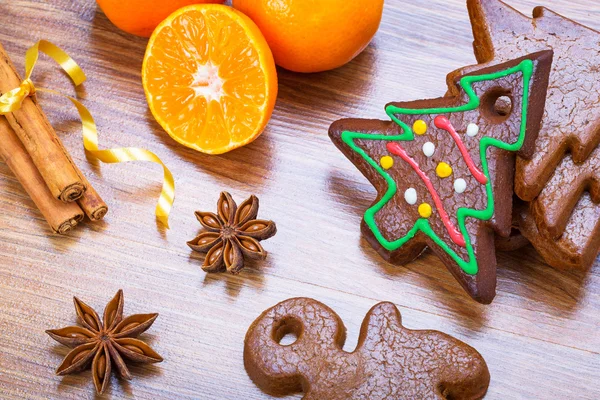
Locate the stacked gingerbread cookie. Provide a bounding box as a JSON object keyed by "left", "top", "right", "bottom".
{"left": 453, "top": 0, "right": 600, "bottom": 271}
{"left": 329, "top": 0, "right": 599, "bottom": 303}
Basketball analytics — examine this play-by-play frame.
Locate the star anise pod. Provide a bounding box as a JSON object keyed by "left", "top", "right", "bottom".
{"left": 46, "top": 290, "right": 163, "bottom": 394}
{"left": 187, "top": 192, "right": 277, "bottom": 274}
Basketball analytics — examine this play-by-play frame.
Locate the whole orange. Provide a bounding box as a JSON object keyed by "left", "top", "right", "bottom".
{"left": 232, "top": 0, "right": 384, "bottom": 73}
{"left": 96, "top": 0, "right": 226, "bottom": 37}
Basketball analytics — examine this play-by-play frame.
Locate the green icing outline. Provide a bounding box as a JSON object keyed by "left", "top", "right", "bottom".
{"left": 341, "top": 59, "right": 533, "bottom": 275}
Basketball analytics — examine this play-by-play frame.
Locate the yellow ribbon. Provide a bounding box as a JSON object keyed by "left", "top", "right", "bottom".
{"left": 0, "top": 40, "right": 174, "bottom": 227}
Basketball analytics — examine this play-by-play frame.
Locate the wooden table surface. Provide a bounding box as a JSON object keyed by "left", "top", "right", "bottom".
{"left": 0, "top": 0, "right": 598, "bottom": 399}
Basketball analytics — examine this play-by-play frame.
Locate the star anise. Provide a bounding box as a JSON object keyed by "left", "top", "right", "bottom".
{"left": 187, "top": 192, "right": 277, "bottom": 274}
{"left": 46, "top": 290, "right": 163, "bottom": 394}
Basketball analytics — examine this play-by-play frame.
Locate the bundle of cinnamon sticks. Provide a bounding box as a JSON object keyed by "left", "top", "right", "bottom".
{"left": 0, "top": 42, "right": 107, "bottom": 234}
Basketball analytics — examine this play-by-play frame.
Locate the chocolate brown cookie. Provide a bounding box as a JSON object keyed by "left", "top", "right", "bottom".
{"left": 244, "top": 298, "right": 490, "bottom": 400}
{"left": 452, "top": 0, "right": 600, "bottom": 269}
{"left": 517, "top": 196, "right": 600, "bottom": 269}
{"left": 329, "top": 52, "right": 552, "bottom": 303}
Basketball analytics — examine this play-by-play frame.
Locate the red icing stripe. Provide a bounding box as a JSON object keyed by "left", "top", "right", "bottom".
{"left": 386, "top": 142, "right": 466, "bottom": 248}
{"left": 434, "top": 116, "right": 488, "bottom": 185}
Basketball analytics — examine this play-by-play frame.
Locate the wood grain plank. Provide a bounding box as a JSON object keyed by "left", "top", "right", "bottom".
{"left": 0, "top": 0, "right": 598, "bottom": 399}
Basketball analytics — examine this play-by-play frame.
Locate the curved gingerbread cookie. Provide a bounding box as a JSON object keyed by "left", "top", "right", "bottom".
{"left": 329, "top": 51, "right": 552, "bottom": 303}
{"left": 244, "top": 298, "right": 490, "bottom": 400}
{"left": 452, "top": 0, "right": 600, "bottom": 269}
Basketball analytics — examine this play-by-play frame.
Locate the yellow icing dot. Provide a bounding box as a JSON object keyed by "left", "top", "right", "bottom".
{"left": 413, "top": 120, "right": 428, "bottom": 135}
{"left": 418, "top": 203, "right": 432, "bottom": 218}
{"left": 380, "top": 156, "right": 394, "bottom": 170}
{"left": 436, "top": 162, "right": 453, "bottom": 178}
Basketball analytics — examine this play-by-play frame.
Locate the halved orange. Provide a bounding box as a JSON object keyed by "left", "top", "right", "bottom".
{"left": 142, "top": 4, "right": 278, "bottom": 154}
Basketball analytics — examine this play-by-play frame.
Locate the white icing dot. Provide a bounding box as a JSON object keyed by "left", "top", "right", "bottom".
{"left": 404, "top": 188, "right": 418, "bottom": 205}
{"left": 454, "top": 178, "right": 467, "bottom": 194}
{"left": 422, "top": 142, "right": 435, "bottom": 157}
{"left": 467, "top": 123, "right": 479, "bottom": 137}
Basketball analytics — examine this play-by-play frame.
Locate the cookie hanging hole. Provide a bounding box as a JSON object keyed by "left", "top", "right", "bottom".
{"left": 272, "top": 316, "right": 303, "bottom": 346}
{"left": 279, "top": 332, "right": 298, "bottom": 346}
{"left": 494, "top": 96, "right": 513, "bottom": 116}
{"left": 479, "top": 88, "right": 513, "bottom": 123}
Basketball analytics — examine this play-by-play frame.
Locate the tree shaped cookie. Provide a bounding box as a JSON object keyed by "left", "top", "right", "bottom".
{"left": 451, "top": 0, "right": 600, "bottom": 269}
{"left": 518, "top": 190, "right": 600, "bottom": 270}
{"left": 244, "top": 298, "right": 490, "bottom": 400}
{"left": 329, "top": 52, "right": 552, "bottom": 303}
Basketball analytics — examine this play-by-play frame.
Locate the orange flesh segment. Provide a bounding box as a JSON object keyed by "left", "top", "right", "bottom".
{"left": 144, "top": 7, "right": 271, "bottom": 153}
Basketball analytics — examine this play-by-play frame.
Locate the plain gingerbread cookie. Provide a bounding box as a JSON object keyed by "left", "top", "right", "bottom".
{"left": 244, "top": 298, "right": 490, "bottom": 400}
{"left": 451, "top": 0, "right": 600, "bottom": 270}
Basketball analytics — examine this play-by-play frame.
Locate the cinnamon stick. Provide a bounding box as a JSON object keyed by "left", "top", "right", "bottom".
{"left": 49, "top": 130, "right": 108, "bottom": 221}
{"left": 78, "top": 181, "right": 108, "bottom": 221}
{"left": 40, "top": 116, "right": 109, "bottom": 220}
{"left": 0, "top": 116, "right": 83, "bottom": 234}
{"left": 0, "top": 41, "right": 85, "bottom": 202}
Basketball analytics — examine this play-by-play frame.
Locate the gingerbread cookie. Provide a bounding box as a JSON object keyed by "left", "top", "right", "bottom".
{"left": 244, "top": 298, "right": 490, "bottom": 399}
{"left": 495, "top": 228, "right": 529, "bottom": 252}
{"left": 452, "top": 0, "right": 600, "bottom": 269}
{"left": 495, "top": 201, "right": 530, "bottom": 252}
{"left": 329, "top": 52, "right": 552, "bottom": 303}
{"left": 517, "top": 196, "right": 600, "bottom": 270}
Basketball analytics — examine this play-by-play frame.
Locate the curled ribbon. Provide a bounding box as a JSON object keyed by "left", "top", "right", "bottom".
{"left": 0, "top": 40, "right": 174, "bottom": 227}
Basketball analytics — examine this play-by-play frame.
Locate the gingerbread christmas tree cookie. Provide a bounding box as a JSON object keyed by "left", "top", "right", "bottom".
{"left": 329, "top": 52, "right": 552, "bottom": 303}
{"left": 452, "top": 0, "right": 600, "bottom": 269}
